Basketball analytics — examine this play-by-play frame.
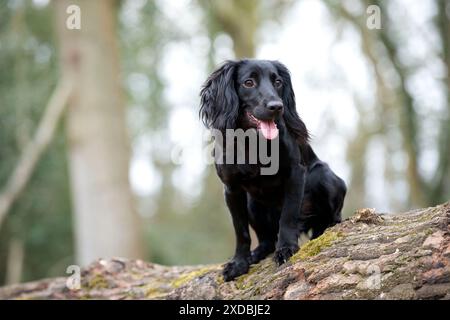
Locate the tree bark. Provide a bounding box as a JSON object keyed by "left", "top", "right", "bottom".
{"left": 1, "top": 202, "right": 449, "bottom": 300}
{"left": 54, "top": 0, "right": 144, "bottom": 266}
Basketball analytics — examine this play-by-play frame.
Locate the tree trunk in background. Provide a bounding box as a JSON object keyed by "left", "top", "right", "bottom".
{"left": 5, "top": 238, "right": 24, "bottom": 285}
{"left": 54, "top": 0, "right": 144, "bottom": 266}
{"left": 201, "top": 0, "right": 258, "bottom": 58}
{"left": 434, "top": 0, "right": 450, "bottom": 205}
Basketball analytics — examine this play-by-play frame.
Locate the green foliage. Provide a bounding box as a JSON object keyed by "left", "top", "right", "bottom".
{"left": 1, "top": 0, "right": 448, "bottom": 288}
{"left": 0, "top": 1, "right": 74, "bottom": 285}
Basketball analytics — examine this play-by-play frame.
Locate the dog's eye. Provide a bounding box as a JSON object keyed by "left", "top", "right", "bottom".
{"left": 243, "top": 79, "right": 256, "bottom": 88}
{"left": 274, "top": 79, "right": 283, "bottom": 88}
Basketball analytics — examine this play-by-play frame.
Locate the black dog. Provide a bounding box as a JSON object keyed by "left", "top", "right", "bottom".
{"left": 200, "top": 59, "right": 346, "bottom": 281}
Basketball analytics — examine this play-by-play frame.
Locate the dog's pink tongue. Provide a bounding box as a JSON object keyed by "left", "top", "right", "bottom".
{"left": 259, "top": 120, "right": 279, "bottom": 140}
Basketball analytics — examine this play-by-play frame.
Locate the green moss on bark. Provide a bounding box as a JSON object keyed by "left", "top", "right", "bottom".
{"left": 170, "top": 267, "right": 214, "bottom": 288}
{"left": 291, "top": 231, "right": 343, "bottom": 262}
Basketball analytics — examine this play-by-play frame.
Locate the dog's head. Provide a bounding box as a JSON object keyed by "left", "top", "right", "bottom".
{"left": 200, "top": 59, "right": 308, "bottom": 143}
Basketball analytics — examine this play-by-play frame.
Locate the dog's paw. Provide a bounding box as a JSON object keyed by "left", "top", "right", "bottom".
{"left": 222, "top": 258, "right": 250, "bottom": 282}
{"left": 248, "top": 250, "right": 264, "bottom": 265}
{"left": 249, "top": 243, "right": 275, "bottom": 265}
{"left": 274, "top": 245, "right": 299, "bottom": 266}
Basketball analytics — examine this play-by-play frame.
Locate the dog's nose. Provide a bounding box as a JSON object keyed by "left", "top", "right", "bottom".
{"left": 267, "top": 101, "right": 283, "bottom": 113}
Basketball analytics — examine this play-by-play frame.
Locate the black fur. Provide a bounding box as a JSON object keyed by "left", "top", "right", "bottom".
{"left": 200, "top": 59, "right": 346, "bottom": 281}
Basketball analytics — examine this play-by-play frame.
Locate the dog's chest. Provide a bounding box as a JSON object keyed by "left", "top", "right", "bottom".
{"left": 241, "top": 171, "right": 285, "bottom": 205}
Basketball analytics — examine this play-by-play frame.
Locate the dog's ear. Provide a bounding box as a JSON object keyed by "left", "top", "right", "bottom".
{"left": 272, "top": 61, "right": 309, "bottom": 145}
{"left": 200, "top": 60, "right": 239, "bottom": 131}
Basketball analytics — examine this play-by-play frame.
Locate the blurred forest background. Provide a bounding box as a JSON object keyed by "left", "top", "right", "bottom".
{"left": 0, "top": 0, "right": 449, "bottom": 286}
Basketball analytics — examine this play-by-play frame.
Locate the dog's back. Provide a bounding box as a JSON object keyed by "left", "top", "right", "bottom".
{"left": 300, "top": 144, "right": 347, "bottom": 238}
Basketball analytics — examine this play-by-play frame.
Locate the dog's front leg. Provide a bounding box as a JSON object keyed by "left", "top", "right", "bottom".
{"left": 222, "top": 185, "right": 251, "bottom": 281}
{"left": 274, "top": 164, "right": 306, "bottom": 265}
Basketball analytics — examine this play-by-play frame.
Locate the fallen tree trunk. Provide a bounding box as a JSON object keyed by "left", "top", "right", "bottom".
{"left": 1, "top": 202, "right": 449, "bottom": 300}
